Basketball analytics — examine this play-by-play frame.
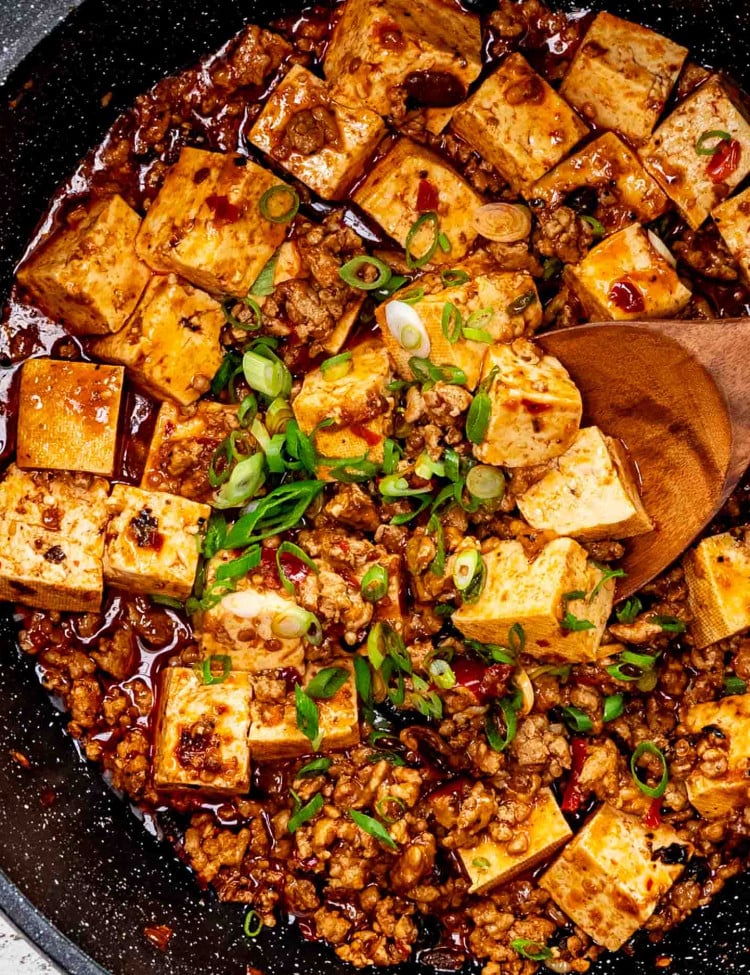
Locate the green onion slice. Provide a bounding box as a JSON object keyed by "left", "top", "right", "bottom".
{"left": 339, "top": 255, "right": 392, "bottom": 291}
{"left": 724, "top": 675, "right": 747, "bottom": 696}
{"left": 461, "top": 326, "right": 493, "bottom": 343}
{"left": 272, "top": 606, "right": 323, "bottom": 646}
{"left": 297, "top": 756, "right": 332, "bottom": 777}
{"left": 213, "top": 453, "right": 266, "bottom": 510}
{"left": 221, "top": 295, "right": 263, "bottom": 332}
{"left": 361, "top": 564, "right": 389, "bottom": 602}
{"left": 428, "top": 658, "right": 456, "bottom": 690}
{"left": 375, "top": 794, "right": 406, "bottom": 824}
{"left": 243, "top": 349, "right": 292, "bottom": 400}
{"left": 559, "top": 704, "right": 593, "bottom": 732}
{"left": 306, "top": 666, "right": 349, "bottom": 700}
{"left": 350, "top": 809, "right": 398, "bottom": 850}
{"left": 508, "top": 623, "right": 525, "bottom": 655}
{"left": 511, "top": 939, "right": 551, "bottom": 962}
{"left": 581, "top": 214, "right": 606, "bottom": 236}
{"left": 405, "top": 212, "right": 440, "bottom": 269}
{"left": 441, "top": 302, "right": 463, "bottom": 343}
{"left": 441, "top": 269, "right": 470, "bottom": 287}
{"left": 630, "top": 741, "right": 669, "bottom": 799}
{"left": 465, "top": 464, "right": 505, "bottom": 501}
{"left": 603, "top": 693, "right": 624, "bottom": 722}
{"left": 466, "top": 391, "right": 491, "bottom": 444}
{"left": 223, "top": 480, "right": 324, "bottom": 549}
{"left": 650, "top": 614, "right": 686, "bottom": 633}
{"left": 250, "top": 252, "right": 278, "bottom": 297}
{"left": 379, "top": 474, "right": 431, "bottom": 498}
{"left": 208, "top": 436, "right": 234, "bottom": 488}
{"left": 275, "top": 541, "right": 318, "bottom": 594}
{"left": 214, "top": 546, "right": 261, "bottom": 583}
{"left": 288, "top": 792, "right": 324, "bottom": 833}
{"left": 243, "top": 910, "right": 263, "bottom": 938}
{"left": 437, "top": 231, "right": 451, "bottom": 254}
{"left": 202, "top": 655, "right": 232, "bottom": 685}
{"left": 507, "top": 289, "right": 537, "bottom": 315}
{"left": 383, "top": 438, "right": 402, "bottom": 476}
{"left": 400, "top": 286, "right": 425, "bottom": 305}
{"left": 616, "top": 596, "right": 642, "bottom": 624}
{"left": 696, "top": 129, "right": 732, "bottom": 155}
{"left": 485, "top": 697, "right": 518, "bottom": 752}
{"left": 259, "top": 184, "right": 300, "bottom": 224}
{"left": 295, "top": 684, "right": 321, "bottom": 748}
{"left": 237, "top": 393, "right": 258, "bottom": 429}
{"left": 453, "top": 548, "right": 482, "bottom": 591}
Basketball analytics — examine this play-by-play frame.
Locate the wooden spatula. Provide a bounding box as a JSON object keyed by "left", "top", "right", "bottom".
{"left": 538, "top": 318, "right": 750, "bottom": 600}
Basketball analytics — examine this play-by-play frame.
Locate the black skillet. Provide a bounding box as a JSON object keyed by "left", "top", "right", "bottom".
{"left": 1, "top": 0, "right": 750, "bottom": 972}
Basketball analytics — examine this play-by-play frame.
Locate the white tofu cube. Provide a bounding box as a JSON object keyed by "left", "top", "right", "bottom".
{"left": 0, "top": 465, "right": 108, "bottom": 612}
{"left": 376, "top": 272, "right": 541, "bottom": 391}
{"left": 459, "top": 788, "right": 572, "bottom": 894}
{"left": 453, "top": 537, "right": 614, "bottom": 664}
{"left": 472, "top": 340, "right": 582, "bottom": 468}
{"left": 517, "top": 426, "right": 653, "bottom": 542}
{"left": 539, "top": 804, "right": 687, "bottom": 951}
{"left": 154, "top": 666, "right": 252, "bottom": 794}
{"left": 249, "top": 64, "right": 385, "bottom": 200}
{"left": 683, "top": 694, "right": 750, "bottom": 819}
{"left": 16, "top": 359, "right": 124, "bottom": 477}
{"left": 452, "top": 53, "right": 588, "bottom": 194}
{"left": 641, "top": 76, "right": 750, "bottom": 229}
{"left": 684, "top": 532, "right": 750, "bottom": 649}
{"left": 103, "top": 485, "right": 209, "bottom": 600}
{"left": 529, "top": 132, "right": 670, "bottom": 233}
{"left": 16, "top": 194, "right": 151, "bottom": 336}
{"left": 323, "top": 0, "right": 482, "bottom": 117}
{"left": 353, "top": 138, "right": 482, "bottom": 265}
{"left": 92, "top": 275, "right": 224, "bottom": 406}
{"left": 713, "top": 185, "right": 750, "bottom": 286}
{"left": 136, "top": 147, "right": 290, "bottom": 297}
{"left": 560, "top": 12, "right": 687, "bottom": 146}
{"left": 564, "top": 223, "right": 691, "bottom": 321}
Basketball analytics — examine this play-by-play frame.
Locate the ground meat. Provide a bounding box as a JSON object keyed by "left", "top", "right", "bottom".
{"left": 422, "top": 382, "right": 473, "bottom": 427}
{"left": 323, "top": 483, "right": 381, "bottom": 532}
{"left": 533, "top": 206, "right": 595, "bottom": 264}
{"left": 672, "top": 226, "right": 739, "bottom": 281}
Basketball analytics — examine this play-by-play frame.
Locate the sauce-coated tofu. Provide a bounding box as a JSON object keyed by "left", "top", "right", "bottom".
{"left": 323, "top": 0, "right": 482, "bottom": 117}
{"left": 248, "top": 660, "right": 359, "bottom": 761}
{"left": 472, "top": 340, "right": 582, "bottom": 468}
{"left": 684, "top": 532, "right": 750, "bottom": 649}
{"left": 713, "top": 185, "right": 750, "bottom": 286}
{"left": 684, "top": 694, "right": 750, "bottom": 818}
{"left": 16, "top": 194, "right": 151, "bottom": 336}
{"left": 530, "top": 132, "right": 669, "bottom": 234}
{"left": 459, "top": 789, "right": 572, "bottom": 894}
{"left": 249, "top": 64, "right": 385, "bottom": 200}
{"left": 376, "top": 272, "right": 541, "bottom": 391}
{"left": 92, "top": 275, "right": 224, "bottom": 406}
{"left": 16, "top": 358, "right": 124, "bottom": 477}
{"left": 517, "top": 427, "right": 653, "bottom": 542}
{"left": 0, "top": 465, "right": 108, "bottom": 612}
{"left": 641, "top": 76, "right": 750, "bottom": 229}
{"left": 141, "top": 401, "right": 240, "bottom": 504}
{"left": 154, "top": 666, "right": 252, "bottom": 794}
{"left": 453, "top": 537, "right": 614, "bottom": 663}
{"left": 452, "top": 53, "right": 588, "bottom": 194}
{"left": 560, "top": 12, "right": 687, "bottom": 146}
{"left": 103, "top": 485, "right": 209, "bottom": 600}
{"left": 540, "top": 804, "right": 686, "bottom": 951}
{"left": 136, "top": 147, "right": 290, "bottom": 297}
{"left": 353, "top": 138, "right": 481, "bottom": 265}
{"left": 564, "top": 223, "right": 691, "bottom": 321}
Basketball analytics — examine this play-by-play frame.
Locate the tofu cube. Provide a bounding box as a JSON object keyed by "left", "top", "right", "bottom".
{"left": 16, "top": 358, "right": 124, "bottom": 477}
{"left": 529, "top": 132, "right": 670, "bottom": 233}
{"left": 641, "top": 76, "right": 750, "bottom": 229}
{"left": 453, "top": 537, "right": 614, "bottom": 664}
{"left": 154, "top": 666, "right": 251, "bottom": 794}
{"left": 684, "top": 532, "right": 750, "bottom": 649}
{"left": 684, "top": 695, "right": 750, "bottom": 819}
{"left": 248, "top": 659, "right": 359, "bottom": 761}
{"left": 323, "top": 0, "right": 482, "bottom": 117}
{"left": 377, "top": 272, "right": 541, "bottom": 391}
{"left": 713, "top": 185, "right": 750, "bottom": 286}
{"left": 0, "top": 465, "right": 108, "bottom": 612}
{"left": 564, "top": 223, "right": 691, "bottom": 321}
{"left": 136, "top": 147, "right": 290, "bottom": 297}
{"left": 16, "top": 194, "right": 151, "bottom": 336}
{"left": 452, "top": 53, "right": 588, "bottom": 194}
{"left": 459, "top": 788, "right": 572, "bottom": 894}
{"left": 560, "top": 12, "right": 687, "bottom": 146}
{"left": 103, "top": 485, "right": 209, "bottom": 600}
{"left": 92, "top": 275, "right": 224, "bottom": 406}
{"left": 249, "top": 64, "right": 385, "bottom": 200}
{"left": 517, "top": 427, "right": 653, "bottom": 542}
{"left": 539, "top": 804, "right": 687, "bottom": 951}
{"left": 353, "top": 138, "right": 481, "bottom": 265}
{"left": 472, "top": 340, "right": 582, "bottom": 468}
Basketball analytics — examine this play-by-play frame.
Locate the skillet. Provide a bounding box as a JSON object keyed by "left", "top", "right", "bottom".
{"left": 1, "top": 0, "right": 750, "bottom": 972}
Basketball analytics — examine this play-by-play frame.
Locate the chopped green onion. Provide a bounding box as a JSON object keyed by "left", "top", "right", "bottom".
{"left": 724, "top": 675, "right": 747, "bottom": 696}
{"left": 350, "top": 810, "right": 398, "bottom": 850}
{"left": 464, "top": 307, "right": 494, "bottom": 332}
{"left": 295, "top": 684, "right": 321, "bottom": 748}
{"left": 472, "top": 857, "right": 490, "bottom": 871}
{"left": 265, "top": 397, "right": 293, "bottom": 435}
{"left": 453, "top": 548, "right": 482, "bottom": 591}
{"left": 201, "top": 655, "right": 232, "bottom": 685}
{"left": 511, "top": 939, "right": 551, "bottom": 962}
{"left": 441, "top": 269, "right": 470, "bottom": 287}
{"left": 603, "top": 693, "right": 624, "bottom": 722}
{"left": 560, "top": 591, "right": 594, "bottom": 631}
{"left": 306, "top": 666, "right": 349, "bottom": 700}
{"left": 650, "top": 614, "right": 686, "bottom": 634}
{"left": 214, "top": 546, "right": 262, "bottom": 583}
{"left": 696, "top": 129, "right": 731, "bottom": 155}
{"left": 243, "top": 350, "right": 292, "bottom": 400}
{"left": 485, "top": 697, "right": 518, "bottom": 752}
{"left": 339, "top": 255, "right": 392, "bottom": 291}
{"left": 461, "top": 326, "right": 493, "bottom": 343}
{"left": 390, "top": 493, "right": 433, "bottom": 525}
{"left": 213, "top": 453, "right": 265, "bottom": 509}
{"left": 400, "top": 286, "right": 425, "bottom": 305}
{"left": 405, "top": 212, "right": 440, "bottom": 269}
{"left": 382, "top": 438, "right": 402, "bottom": 476}
{"left": 287, "top": 792, "right": 324, "bottom": 833}
{"left": 208, "top": 436, "right": 234, "bottom": 488}
{"left": 559, "top": 705, "right": 593, "bottom": 732}
{"left": 590, "top": 565, "right": 626, "bottom": 598}
{"left": 630, "top": 741, "right": 669, "bottom": 799}
{"left": 150, "top": 594, "right": 184, "bottom": 610}
{"left": 428, "top": 658, "right": 456, "bottom": 690}
{"left": 408, "top": 356, "right": 467, "bottom": 388}
{"left": 621, "top": 650, "right": 658, "bottom": 670}
{"left": 259, "top": 184, "right": 299, "bottom": 223}
{"left": 379, "top": 474, "right": 432, "bottom": 498}
{"left": 237, "top": 393, "right": 258, "bottom": 429}
{"left": 441, "top": 302, "right": 463, "bottom": 343}
{"left": 297, "top": 756, "right": 332, "bottom": 777}
{"left": 361, "top": 564, "right": 389, "bottom": 602}
{"left": 466, "top": 391, "right": 491, "bottom": 444}
{"left": 375, "top": 794, "right": 406, "bottom": 824}
{"left": 542, "top": 257, "right": 562, "bottom": 281}
{"left": 272, "top": 606, "right": 323, "bottom": 645}
{"left": 428, "top": 512, "right": 446, "bottom": 577}
{"left": 210, "top": 351, "right": 243, "bottom": 398}
{"left": 275, "top": 541, "right": 318, "bottom": 594}
{"left": 581, "top": 215, "right": 606, "bottom": 236}
{"left": 202, "top": 512, "right": 227, "bottom": 559}
{"left": 354, "top": 656, "right": 373, "bottom": 722}
{"left": 223, "top": 481, "right": 324, "bottom": 549}
{"left": 250, "top": 252, "right": 278, "bottom": 297}
{"left": 508, "top": 623, "right": 525, "bottom": 655}
{"left": 465, "top": 464, "right": 505, "bottom": 501}
{"left": 437, "top": 231, "right": 451, "bottom": 254}
{"left": 507, "top": 289, "right": 537, "bottom": 315}
{"left": 243, "top": 910, "right": 263, "bottom": 938}
{"left": 221, "top": 294, "right": 263, "bottom": 332}
{"left": 616, "top": 596, "right": 642, "bottom": 624}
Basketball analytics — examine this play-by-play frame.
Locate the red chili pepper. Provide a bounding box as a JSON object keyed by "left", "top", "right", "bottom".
{"left": 608, "top": 278, "right": 645, "bottom": 314}
{"left": 644, "top": 797, "right": 662, "bottom": 828}
{"left": 452, "top": 658, "right": 512, "bottom": 703}
{"left": 706, "top": 138, "right": 741, "bottom": 183}
{"left": 416, "top": 179, "right": 439, "bottom": 213}
{"left": 561, "top": 738, "right": 588, "bottom": 813}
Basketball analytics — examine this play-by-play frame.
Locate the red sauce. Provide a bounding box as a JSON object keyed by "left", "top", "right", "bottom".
{"left": 451, "top": 657, "right": 512, "bottom": 703}
{"left": 644, "top": 797, "right": 663, "bottom": 828}
{"left": 609, "top": 278, "right": 646, "bottom": 314}
{"left": 561, "top": 737, "right": 588, "bottom": 813}
{"left": 349, "top": 422, "right": 382, "bottom": 447}
{"left": 520, "top": 398, "right": 552, "bottom": 415}
{"left": 206, "top": 194, "right": 241, "bottom": 226}
{"left": 706, "top": 139, "right": 742, "bottom": 183}
{"left": 260, "top": 546, "right": 311, "bottom": 588}
{"left": 416, "top": 179, "right": 440, "bottom": 213}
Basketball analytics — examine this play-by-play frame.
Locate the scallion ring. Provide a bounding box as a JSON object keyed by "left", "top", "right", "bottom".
{"left": 466, "top": 391, "right": 491, "bottom": 444}
{"left": 276, "top": 541, "right": 318, "bottom": 594}
{"left": 338, "top": 255, "right": 392, "bottom": 291}
{"left": 208, "top": 436, "right": 234, "bottom": 488}
{"left": 461, "top": 326, "right": 492, "bottom": 343}
{"left": 465, "top": 464, "right": 505, "bottom": 501}
{"left": 213, "top": 452, "right": 266, "bottom": 509}
{"left": 511, "top": 939, "right": 551, "bottom": 962}
{"left": 405, "top": 211, "right": 440, "bottom": 269}
{"left": 271, "top": 606, "right": 323, "bottom": 645}
{"left": 202, "top": 655, "right": 232, "bottom": 685}
{"left": 441, "top": 301, "right": 463, "bottom": 344}
{"left": 243, "top": 350, "right": 292, "bottom": 399}
{"left": 603, "top": 693, "right": 624, "bottom": 722}
{"left": 374, "top": 795, "right": 406, "bottom": 824}
{"left": 630, "top": 741, "right": 669, "bottom": 799}
{"left": 243, "top": 910, "right": 263, "bottom": 938}
{"left": 265, "top": 397, "right": 293, "bottom": 435}
{"left": 507, "top": 289, "right": 537, "bottom": 315}
{"left": 320, "top": 351, "right": 353, "bottom": 382}
{"left": 453, "top": 548, "right": 483, "bottom": 592}
{"left": 400, "top": 286, "right": 425, "bottom": 305}
{"left": 441, "top": 269, "right": 470, "bottom": 287}
{"left": 259, "top": 184, "right": 300, "bottom": 224}
{"left": 696, "top": 129, "right": 732, "bottom": 156}
{"left": 379, "top": 474, "right": 432, "bottom": 498}
{"left": 428, "top": 658, "right": 456, "bottom": 690}
{"left": 385, "top": 300, "right": 431, "bottom": 358}
{"left": 361, "top": 564, "right": 389, "bottom": 602}
{"left": 559, "top": 704, "right": 593, "bottom": 733}
{"left": 237, "top": 393, "right": 258, "bottom": 429}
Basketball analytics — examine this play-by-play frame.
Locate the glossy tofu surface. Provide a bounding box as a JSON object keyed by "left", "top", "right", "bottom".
{"left": 684, "top": 694, "right": 750, "bottom": 819}
{"left": 684, "top": 532, "right": 750, "bottom": 649}
{"left": 713, "top": 185, "right": 750, "bottom": 286}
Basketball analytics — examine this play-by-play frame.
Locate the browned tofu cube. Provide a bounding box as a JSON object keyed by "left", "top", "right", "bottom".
{"left": 713, "top": 186, "right": 750, "bottom": 286}
{"left": 0, "top": 465, "right": 108, "bottom": 612}
{"left": 684, "top": 532, "right": 750, "bottom": 649}
{"left": 16, "top": 358, "right": 124, "bottom": 477}
{"left": 16, "top": 194, "right": 151, "bottom": 336}
{"left": 560, "top": 12, "right": 687, "bottom": 145}
{"left": 353, "top": 138, "right": 482, "bottom": 265}
{"left": 452, "top": 53, "right": 588, "bottom": 194}
{"left": 459, "top": 788, "right": 572, "bottom": 894}
{"left": 248, "top": 660, "right": 359, "bottom": 761}
{"left": 103, "top": 485, "right": 209, "bottom": 600}
{"left": 684, "top": 694, "right": 750, "bottom": 818}
{"left": 530, "top": 132, "right": 670, "bottom": 234}
{"left": 154, "top": 666, "right": 252, "bottom": 794}
{"left": 641, "top": 76, "right": 750, "bottom": 229}
{"left": 249, "top": 64, "right": 385, "bottom": 200}
{"left": 540, "top": 804, "right": 687, "bottom": 951}
{"left": 136, "top": 147, "right": 290, "bottom": 297}
{"left": 91, "top": 275, "right": 224, "bottom": 406}
{"left": 323, "top": 0, "right": 482, "bottom": 117}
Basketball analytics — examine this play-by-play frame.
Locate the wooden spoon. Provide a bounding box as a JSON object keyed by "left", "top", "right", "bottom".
{"left": 538, "top": 318, "right": 750, "bottom": 600}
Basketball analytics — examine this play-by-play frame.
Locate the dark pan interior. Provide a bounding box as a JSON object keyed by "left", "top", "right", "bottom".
{"left": 1, "top": 0, "right": 750, "bottom": 972}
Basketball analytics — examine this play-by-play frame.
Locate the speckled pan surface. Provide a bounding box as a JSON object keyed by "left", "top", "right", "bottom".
{"left": 1, "top": 0, "right": 750, "bottom": 973}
